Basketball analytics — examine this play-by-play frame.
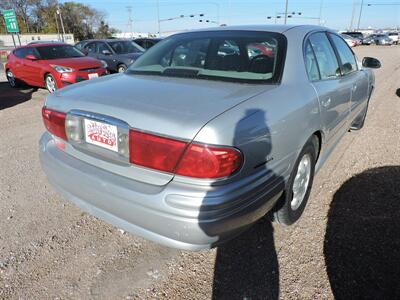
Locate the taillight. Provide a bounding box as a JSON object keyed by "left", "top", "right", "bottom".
{"left": 176, "top": 144, "right": 242, "bottom": 178}
{"left": 129, "top": 130, "right": 187, "bottom": 173}
{"left": 42, "top": 107, "right": 67, "bottom": 140}
{"left": 129, "top": 130, "right": 243, "bottom": 179}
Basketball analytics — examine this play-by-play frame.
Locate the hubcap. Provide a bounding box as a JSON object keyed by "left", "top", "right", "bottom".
{"left": 7, "top": 71, "right": 15, "bottom": 87}
{"left": 46, "top": 76, "right": 56, "bottom": 93}
{"left": 291, "top": 154, "right": 312, "bottom": 210}
{"left": 118, "top": 66, "right": 126, "bottom": 73}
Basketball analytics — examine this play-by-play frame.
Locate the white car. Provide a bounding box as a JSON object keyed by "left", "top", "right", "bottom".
{"left": 388, "top": 32, "right": 399, "bottom": 45}
{"left": 341, "top": 34, "right": 357, "bottom": 47}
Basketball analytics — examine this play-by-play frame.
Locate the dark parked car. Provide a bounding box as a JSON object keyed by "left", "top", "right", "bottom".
{"left": 134, "top": 38, "right": 162, "bottom": 49}
{"left": 5, "top": 43, "right": 108, "bottom": 93}
{"left": 341, "top": 31, "right": 364, "bottom": 40}
{"left": 363, "top": 34, "right": 393, "bottom": 45}
{"left": 75, "top": 39, "right": 145, "bottom": 73}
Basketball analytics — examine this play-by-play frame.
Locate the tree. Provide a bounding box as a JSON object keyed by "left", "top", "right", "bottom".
{"left": 0, "top": 0, "right": 119, "bottom": 40}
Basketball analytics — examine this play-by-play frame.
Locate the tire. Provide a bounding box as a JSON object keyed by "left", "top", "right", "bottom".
{"left": 45, "top": 74, "right": 58, "bottom": 93}
{"left": 272, "top": 136, "right": 318, "bottom": 225}
{"left": 6, "top": 69, "right": 20, "bottom": 88}
{"left": 117, "top": 64, "right": 127, "bottom": 73}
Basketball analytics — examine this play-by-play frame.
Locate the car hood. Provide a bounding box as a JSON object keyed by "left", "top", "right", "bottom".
{"left": 48, "top": 73, "right": 277, "bottom": 141}
{"left": 41, "top": 57, "right": 102, "bottom": 69}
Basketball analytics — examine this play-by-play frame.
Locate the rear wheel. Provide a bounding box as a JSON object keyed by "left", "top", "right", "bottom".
{"left": 117, "top": 64, "right": 127, "bottom": 73}
{"left": 273, "top": 136, "right": 318, "bottom": 225}
{"left": 6, "top": 69, "right": 19, "bottom": 88}
{"left": 45, "top": 74, "right": 57, "bottom": 93}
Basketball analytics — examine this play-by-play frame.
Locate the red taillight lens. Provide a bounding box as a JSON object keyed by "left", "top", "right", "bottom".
{"left": 42, "top": 107, "right": 67, "bottom": 140}
{"left": 129, "top": 130, "right": 243, "bottom": 179}
{"left": 129, "top": 130, "right": 188, "bottom": 173}
{"left": 176, "top": 144, "right": 243, "bottom": 178}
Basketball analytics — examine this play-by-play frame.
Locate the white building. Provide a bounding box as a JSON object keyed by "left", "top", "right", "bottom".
{"left": 0, "top": 33, "right": 75, "bottom": 47}
{"left": 113, "top": 32, "right": 160, "bottom": 39}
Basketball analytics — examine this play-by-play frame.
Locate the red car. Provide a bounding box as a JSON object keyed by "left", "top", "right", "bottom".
{"left": 5, "top": 43, "right": 108, "bottom": 93}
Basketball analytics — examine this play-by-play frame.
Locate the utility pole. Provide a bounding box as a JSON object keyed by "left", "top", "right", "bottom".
{"left": 284, "top": 0, "right": 289, "bottom": 24}
{"left": 127, "top": 6, "right": 133, "bottom": 38}
{"left": 349, "top": 0, "right": 357, "bottom": 31}
{"left": 156, "top": 0, "right": 161, "bottom": 35}
{"left": 357, "top": 0, "right": 364, "bottom": 30}
{"left": 318, "top": 0, "right": 324, "bottom": 25}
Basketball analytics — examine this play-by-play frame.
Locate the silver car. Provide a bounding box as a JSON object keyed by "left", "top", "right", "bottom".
{"left": 39, "top": 25, "right": 380, "bottom": 250}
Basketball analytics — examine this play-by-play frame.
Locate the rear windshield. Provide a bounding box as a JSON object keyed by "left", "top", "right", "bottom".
{"left": 36, "top": 45, "right": 85, "bottom": 59}
{"left": 128, "top": 31, "right": 287, "bottom": 83}
{"left": 108, "top": 41, "right": 145, "bottom": 54}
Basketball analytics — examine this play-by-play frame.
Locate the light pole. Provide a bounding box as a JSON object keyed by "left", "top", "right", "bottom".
{"left": 156, "top": 0, "right": 160, "bottom": 35}
{"left": 54, "top": 12, "right": 60, "bottom": 41}
{"left": 284, "top": 0, "right": 289, "bottom": 24}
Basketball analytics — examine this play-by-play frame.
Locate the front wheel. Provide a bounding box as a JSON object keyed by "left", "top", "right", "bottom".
{"left": 45, "top": 74, "right": 58, "bottom": 93}
{"left": 272, "top": 136, "right": 318, "bottom": 225}
{"left": 117, "top": 64, "right": 127, "bottom": 73}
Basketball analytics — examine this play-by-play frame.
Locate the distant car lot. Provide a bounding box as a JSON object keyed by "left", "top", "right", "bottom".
{"left": 75, "top": 39, "right": 144, "bottom": 73}
{"left": 1, "top": 45, "right": 400, "bottom": 299}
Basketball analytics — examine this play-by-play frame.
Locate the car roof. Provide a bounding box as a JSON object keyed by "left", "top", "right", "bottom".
{"left": 186, "top": 24, "right": 328, "bottom": 34}
{"left": 78, "top": 39, "right": 132, "bottom": 43}
{"left": 15, "top": 42, "right": 68, "bottom": 49}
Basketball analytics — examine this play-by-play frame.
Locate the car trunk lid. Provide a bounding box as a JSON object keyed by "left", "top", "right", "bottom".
{"left": 45, "top": 73, "right": 277, "bottom": 185}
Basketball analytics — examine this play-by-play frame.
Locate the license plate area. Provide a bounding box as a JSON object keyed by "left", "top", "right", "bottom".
{"left": 84, "top": 119, "right": 118, "bottom": 152}
{"left": 66, "top": 110, "right": 130, "bottom": 165}
{"left": 88, "top": 73, "right": 98, "bottom": 79}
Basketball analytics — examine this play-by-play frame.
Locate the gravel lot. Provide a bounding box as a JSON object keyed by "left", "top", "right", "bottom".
{"left": 1, "top": 46, "right": 399, "bottom": 299}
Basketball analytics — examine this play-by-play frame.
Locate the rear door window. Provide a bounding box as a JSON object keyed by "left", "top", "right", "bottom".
{"left": 304, "top": 40, "right": 320, "bottom": 81}
{"left": 308, "top": 32, "right": 341, "bottom": 80}
{"left": 14, "top": 48, "right": 28, "bottom": 58}
{"left": 329, "top": 33, "right": 358, "bottom": 75}
{"left": 14, "top": 47, "right": 38, "bottom": 59}
{"left": 84, "top": 42, "right": 96, "bottom": 54}
{"left": 96, "top": 42, "right": 112, "bottom": 54}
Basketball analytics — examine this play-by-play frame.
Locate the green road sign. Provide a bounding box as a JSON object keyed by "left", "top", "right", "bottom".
{"left": 3, "top": 9, "right": 20, "bottom": 33}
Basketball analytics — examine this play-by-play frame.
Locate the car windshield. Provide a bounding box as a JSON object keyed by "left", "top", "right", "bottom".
{"left": 36, "top": 45, "right": 85, "bottom": 59}
{"left": 108, "top": 40, "right": 145, "bottom": 54}
{"left": 128, "top": 31, "right": 286, "bottom": 83}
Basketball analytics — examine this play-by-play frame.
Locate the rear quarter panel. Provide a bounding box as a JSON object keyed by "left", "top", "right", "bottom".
{"left": 194, "top": 81, "right": 321, "bottom": 185}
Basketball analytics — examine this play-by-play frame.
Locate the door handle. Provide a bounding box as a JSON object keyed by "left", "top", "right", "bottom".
{"left": 322, "top": 98, "right": 331, "bottom": 108}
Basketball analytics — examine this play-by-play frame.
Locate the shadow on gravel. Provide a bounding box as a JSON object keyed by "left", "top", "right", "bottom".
{"left": 202, "top": 109, "right": 281, "bottom": 299}
{"left": 396, "top": 88, "right": 400, "bottom": 97}
{"left": 212, "top": 218, "right": 279, "bottom": 300}
{"left": 0, "top": 82, "right": 37, "bottom": 110}
{"left": 324, "top": 166, "right": 400, "bottom": 299}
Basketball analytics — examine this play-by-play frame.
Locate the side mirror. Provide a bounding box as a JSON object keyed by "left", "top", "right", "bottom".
{"left": 25, "top": 54, "right": 38, "bottom": 60}
{"left": 362, "top": 57, "right": 381, "bottom": 69}
{"left": 102, "top": 49, "right": 112, "bottom": 55}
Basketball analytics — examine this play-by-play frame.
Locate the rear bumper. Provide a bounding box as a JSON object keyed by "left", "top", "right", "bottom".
{"left": 39, "top": 133, "right": 283, "bottom": 250}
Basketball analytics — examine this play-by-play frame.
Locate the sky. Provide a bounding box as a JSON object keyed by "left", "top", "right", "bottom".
{"left": 62, "top": 0, "right": 400, "bottom": 34}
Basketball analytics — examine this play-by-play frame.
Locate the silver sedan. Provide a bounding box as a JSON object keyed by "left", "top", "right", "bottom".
{"left": 39, "top": 25, "right": 380, "bottom": 250}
